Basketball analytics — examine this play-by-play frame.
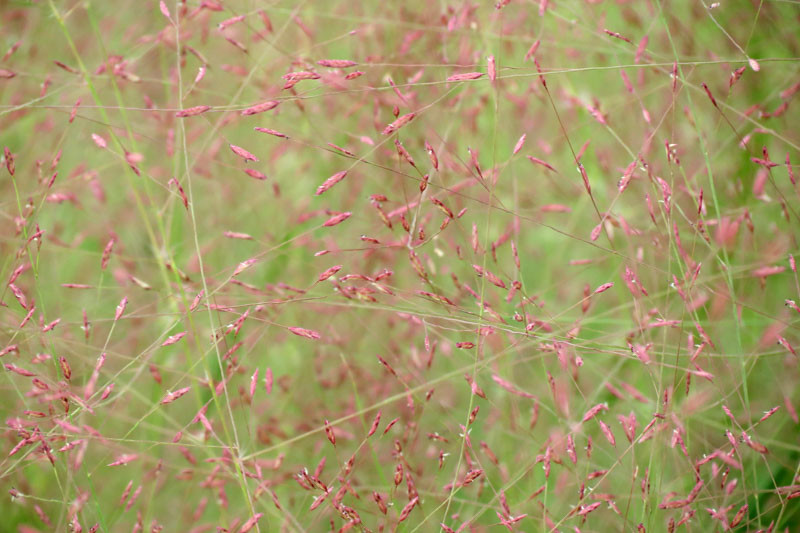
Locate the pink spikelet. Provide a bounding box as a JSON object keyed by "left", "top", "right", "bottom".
{"left": 175, "top": 105, "right": 211, "bottom": 118}
{"left": 729, "top": 66, "right": 746, "bottom": 88}
{"left": 527, "top": 156, "right": 556, "bottom": 172}
{"left": 524, "top": 40, "right": 540, "bottom": 61}
{"left": 582, "top": 403, "right": 608, "bottom": 423}
{"left": 190, "top": 290, "right": 204, "bottom": 312}
{"left": 229, "top": 144, "right": 259, "bottom": 162}
{"left": 43, "top": 318, "right": 61, "bottom": 332}
{"left": 323, "top": 212, "right": 351, "bottom": 227}
{"left": 82, "top": 310, "right": 90, "bottom": 339}
{"left": 0, "top": 345, "right": 19, "bottom": 358}
{"left": 114, "top": 297, "right": 128, "bottom": 322}
{"left": 8, "top": 284, "right": 27, "bottom": 309}
{"left": 635, "top": 36, "right": 648, "bottom": 63}
{"left": 394, "top": 139, "right": 415, "bottom": 167}
{"left": 593, "top": 282, "right": 614, "bottom": 294}
{"left": 233, "top": 258, "right": 258, "bottom": 276}
{"left": 513, "top": 134, "right": 526, "bottom": 155}
{"left": 487, "top": 55, "right": 497, "bottom": 82}
{"left": 161, "top": 332, "right": 187, "bottom": 347}
{"left": 108, "top": 454, "right": 138, "bottom": 467}
{"left": 158, "top": 0, "right": 174, "bottom": 24}
{"left": 398, "top": 497, "right": 419, "bottom": 522}
{"left": 239, "top": 514, "right": 263, "bottom": 533}
{"left": 8, "top": 263, "right": 26, "bottom": 285}
{"left": 383, "top": 418, "right": 399, "bottom": 434}
{"left": 472, "top": 264, "right": 506, "bottom": 289}
{"left": 758, "top": 406, "right": 780, "bottom": 423}
{"left": 101, "top": 384, "right": 114, "bottom": 400}
{"left": 317, "top": 59, "right": 357, "bottom": 68}
{"left": 590, "top": 223, "right": 603, "bottom": 242}
{"left": 161, "top": 387, "right": 190, "bottom": 404}
{"left": 632, "top": 343, "right": 652, "bottom": 365}
{"left": 577, "top": 502, "right": 602, "bottom": 517}
{"left": 168, "top": 178, "right": 189, "bottom": 209}
{"left": 701, "top": 82, "right": 718, "bottom": 108}
{"left": 578, "top": 163, "right": 592, "bottom": 196}
{"left": 289, "top": 327, "right": 321, "bottom": 340}
{"left": 254, "top": 127, "right": 288, "bottom": 139}
{"left": 69, "top": 98, "right": 81, "bottom": 123}
{"left": 603, "top": 29, "right": 633, "bottom": 44}
{"left": 243, "top": 169, "right": 268, "bottom": 180}
{"left": 368, "top": 411, "right": 381, "bottom": 437}
{"left": 447, "top": 72, "right": 484, "bottom": 82}
{"left": 91, "top": 134, "right": 107, "bottom": 149}
{"left": 283, "top": 71, "right": 320, "bottom": 82}
{"left": 5, "top": 363, "right": 35, "bottom": 377}
{"left": 1, "top": 43, "right": 19, "bottom": 62}
{"left": 598, "top": 420, "right": 616, "bottom": 446}
{"left": 250, "top": 369, "right": 258, "bottom": 397}
{"left": 241, "top": 101, "right": 279, "bottom": 116}
{"left": 567, "top": 435, "right": 577, "bottom": 464}
{"left": 382, "top": 113, "right": 415, "bottom": 135}
{"left": 264, "top": 367, "right": 273, "bottom": 393}
{"left": 491, "top": 374, "right": 536, "bottom": 398}
{"left": 124, "top": 152, "right": 142, "bottom": 176}
{"left": 787, "top": 153, "right": 796, "bottom": 186}
{"left": 224, "top": 231, "right": 252, "bottom": 240}
{"left": 317, "top": 265, "right": 342, "bottom": 282}
{"left": 101, "top": 236, "right": 116, "bottom": 269}
{"left": 778, "top": 336, "right": 797, "bottom": 357}
{"left": 425, "top": 140, "right": 439, "bottom": 170}
{"left": 316, "top": 171, "right": 348, "bottom": 195}
{"left": 218, "top": 14, "right": 245, "bottom": 31}
{"left": 324, "top": 419, "right": 336, "bottom": 446}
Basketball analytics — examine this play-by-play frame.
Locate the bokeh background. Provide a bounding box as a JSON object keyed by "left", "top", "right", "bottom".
{"left": 1, "top": 0, "right": 799, "bottom": 531}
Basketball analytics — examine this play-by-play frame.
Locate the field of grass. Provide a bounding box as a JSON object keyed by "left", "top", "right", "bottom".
{"left": 1, "top": 0, "right": 799, "bottom": 531}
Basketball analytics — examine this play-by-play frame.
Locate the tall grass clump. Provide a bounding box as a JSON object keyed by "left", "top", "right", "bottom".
{"left": 1, "top": 0, "right": 799, "bottom": 531}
